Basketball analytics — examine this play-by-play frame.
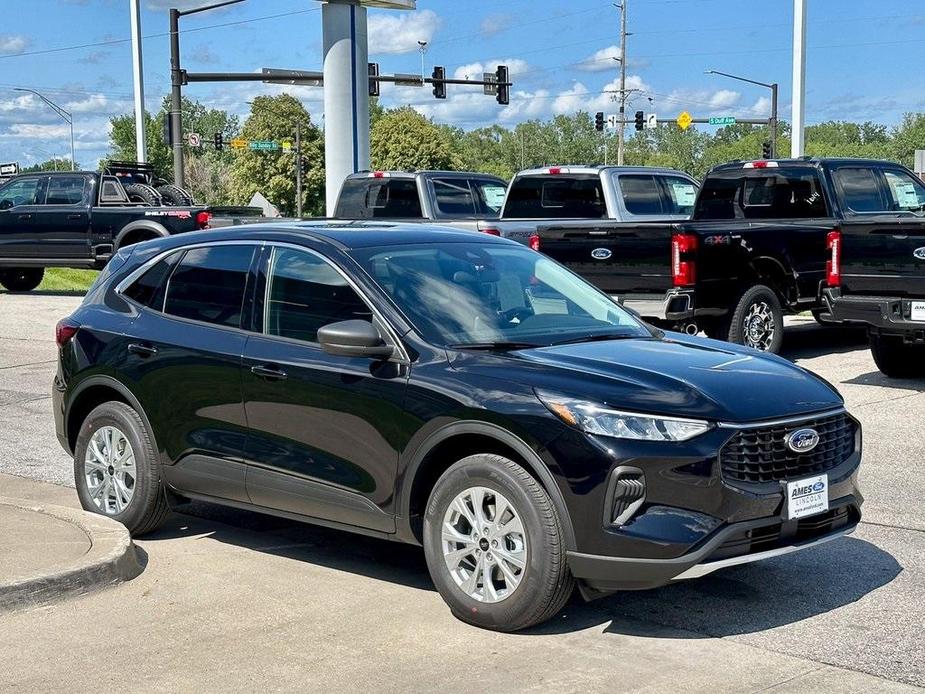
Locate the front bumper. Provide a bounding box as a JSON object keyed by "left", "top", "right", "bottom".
{"left": 569, "top": 497, "right": 859, "bottom": 593}
{"left": 824, "top": 287, "right": 925, "bottom": 338}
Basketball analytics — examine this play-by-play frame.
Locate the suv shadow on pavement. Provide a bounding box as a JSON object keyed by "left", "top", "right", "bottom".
{"left": 844, "top": 371, "right": 925, "bottom": 392}
{"left": 145, "top": 501, "right": 900, "bottom": 638}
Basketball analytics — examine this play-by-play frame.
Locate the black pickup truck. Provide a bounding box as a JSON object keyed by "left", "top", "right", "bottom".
{"left": 0, "top": 171, "right": 210, "bottom": 291}
{"left": 821, "top": 166, "right": 925, "bottom": 376}
{"left": 537, "top": 158, "right": 923, "bottom": 354}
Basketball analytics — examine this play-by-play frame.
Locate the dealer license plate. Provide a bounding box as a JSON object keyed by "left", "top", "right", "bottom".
{"left": 785, "top": 474, "right": 829, "bottom": 520}
{"left": 911, "top": 301, "right": 925, "bottom": 322}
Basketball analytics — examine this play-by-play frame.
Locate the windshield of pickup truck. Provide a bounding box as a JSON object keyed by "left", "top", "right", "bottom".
{"left": 351, "top": 242, "right": 648, "bottom": 347}
{"left": 694, "top": 169, "right": 829, "bottom": 220}
{"left": 504, "top": 175, "right": 607, "bottom": 219}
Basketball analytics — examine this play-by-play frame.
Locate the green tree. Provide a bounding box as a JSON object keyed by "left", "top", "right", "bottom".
{"left": 229, "top": 94, "right": 324, "bottom": 217}
{"left": 22, "top": 157, "right": 78, "bottom": 172}
{"left": 371, "top": 106, "right": 462, "bottom": 171}
{"left": 890, "top": 113, "right": 925, "bottom": 168}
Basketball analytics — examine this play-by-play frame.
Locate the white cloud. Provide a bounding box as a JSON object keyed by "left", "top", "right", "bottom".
{"left": 6, "top": 123, "right": 72, "bottom": 139}
{"left": 0, "top": 34, "right": 29, "bottom": 55}
{"left": 368, "top": 9, "right": 440, "bottom": 55}
{"left": 480, "top": 14, "right": 512, "bottom": 37}
{"left": 576, "top": 46, "right": 623, "bottom": 72}
{"left": 707, "top": 89, "right": 740, "bottom": 110}
{"left": 655, "top": 88, "right": 743, "bottom": 116}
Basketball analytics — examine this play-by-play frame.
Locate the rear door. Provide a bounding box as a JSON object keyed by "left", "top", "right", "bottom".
{"left": 31, "top": 174, "right": 92, "bottom": 258}
{"left": 611, "top": 172, "right": 699, "bottom": 221}
{"left": 0, "top": 175, "right": 45, "bottom": 257}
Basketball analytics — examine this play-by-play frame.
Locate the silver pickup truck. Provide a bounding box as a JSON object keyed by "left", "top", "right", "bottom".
{"left": 484, "top": 165, "right": 699, "bottom": 243}
{"left": 333, "top": 170, "right": 508, "bottom": 230}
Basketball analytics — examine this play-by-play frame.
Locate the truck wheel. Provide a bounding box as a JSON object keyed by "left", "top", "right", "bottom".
{"left": 124, "top": 183, "right": 162, "bottom": 206}
{"left": 156, "top": 184, "right": 195, "bottom": 206}
{"left": 727, "top": 284, "right": 784, "bottom": 353}
{"left": 870, "top": 334, "right": 925, "bottom": 378}
{"left": 0, "top": 268, "right": 44, "bottom": 292}
{"left": 423, "top": 454, "right": 574, "bottom": 632}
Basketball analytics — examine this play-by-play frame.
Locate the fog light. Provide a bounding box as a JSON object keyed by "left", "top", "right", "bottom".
{"left": 606, "top": 466, "right": 646, "bottom": 527}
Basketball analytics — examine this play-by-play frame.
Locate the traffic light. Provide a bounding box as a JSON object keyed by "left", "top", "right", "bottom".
{"left": 595, "top": 111, "right": 605, "bottom": 132}
{"left": 368, "top": 62, "right": 380, "bottom": 97}
{"left": 762, "top": 141, "right": 772, "bottom": 159}
{"left": 495, "top": 65, "right": 510, "bottom": 105}
{"left": 634, "top": 110, "right": 645, "bottom": 131}
{"left": 299, "top": 158, "right": 309, "bottom": 176}
{"left": 213, "top": 132, "right": 224, "bottom": 152}
{"left": 432, "top": 66, "right": 446, "bottom": 100}
{"left": 162, "top": 113, "right": 173, "bottom": 146}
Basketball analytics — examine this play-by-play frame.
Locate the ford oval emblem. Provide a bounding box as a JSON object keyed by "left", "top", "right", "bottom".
{"left": 786, "top": 428, "right": 820, "bottom": 454}
{"left": 812, "top": 481, "right": 825, "bottom": 492}
{"left": 591, "top": 248, "right": 612, "bottom": 260}
{"left": 914, "top": 247, "right": 925, "bottom": 260}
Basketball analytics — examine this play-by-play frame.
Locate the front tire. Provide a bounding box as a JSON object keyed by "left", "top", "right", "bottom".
{"left": 73, "top": 401, "right": 169, "bottom": 535}
{"left": 870, "top": 333, "right": 925, "bottom": 378}
{"left": 423, "top": 454, "right": 574, "bottom": 632}
{"left": 726, "top": 284, "right": 784, "bottom": 353}
{"left": 0, "top": 267, "right": 43, "bottom": 292}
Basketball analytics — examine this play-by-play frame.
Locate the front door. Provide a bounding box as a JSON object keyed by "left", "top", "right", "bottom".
{"left": 242, "top": 244, "right": 408, "bottom": 533}
{"left": 0, "top": 176, "right": 45, "bottom": 257}
{"left": 31, "top": 174, "right": 92, "bottom": 258}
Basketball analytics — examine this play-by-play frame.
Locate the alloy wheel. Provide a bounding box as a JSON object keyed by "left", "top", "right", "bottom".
{"left": 441, "top": 486, "right": 528, "bottom": 603}
{"left": 84, "top": 425, "right": 136, "bottom": 515}
{"left": 743, "top": 301, "right": 775, "bottom": 351}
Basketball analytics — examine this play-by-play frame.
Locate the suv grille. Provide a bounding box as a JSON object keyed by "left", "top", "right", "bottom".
{"left": 720, "top": 412, "right": 856, "bottom": 486}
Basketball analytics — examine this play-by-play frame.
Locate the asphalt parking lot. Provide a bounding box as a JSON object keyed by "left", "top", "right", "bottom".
{"left": 1, "top": 292, "right": 923, "bottom": 692}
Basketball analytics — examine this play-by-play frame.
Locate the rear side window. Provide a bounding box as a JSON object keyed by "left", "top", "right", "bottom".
{"left": 265, "top": 247, "right": 371, "bottom": 343}
{"left": 163, "top": 245, "right": 255, "bottom": 328}
{"left": 883, "top": 170, "right": 925, "bottom": 212}
{"left": 432, "top": 178, "right": 477, "bottom": 216}
{"left": 123, "top": 253, "right": 181, "bottom": 309}
{"left": 832, "top": 167, "right": 886, "bottom": 213}
{"left": 473, "top": 179, "right": 507, "bottom": 214}
{"left": 694, "top": 169, "right": 829, "bottom": 220}
{"left": 662, "top": 176, "right": 698, "bottom": 215}
{"left": 44, "top": 176, "right": 88, "bottom": 205}
{"left": 335, "top": 178, "right": 422, "bottom": 218}
{"left": 619, "top": 175, "right": 664, "bottom": 215}
{"left": 504, "top": 176, "right": 606, "bottom": 219}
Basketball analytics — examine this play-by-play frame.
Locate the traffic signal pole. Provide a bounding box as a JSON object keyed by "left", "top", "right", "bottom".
{"left": 295, "top": 121, "right": 303, "bottom": 219}
{"left": 169, "top": 8, "right": 184, "bottom": 187}
{"left": 616, "top": 1, "right": 628, "bottom": 166}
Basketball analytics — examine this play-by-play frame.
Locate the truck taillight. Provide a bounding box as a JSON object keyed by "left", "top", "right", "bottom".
{"left": 196, "top": 211, "right": 212, "bottom": 229}
{"left": 481, "top": 227, "right": 501, "bottom": 236}
{"left": 826, "top": 229, "right": 841, "bottom": 287}
{"left": 671, "top": 233, "right": 697, "bottom": 287}
{"left": 55, "top": 319, "right": 79, "bottom": 348}
{"left": 529, "top": 234, "right": 541, "bottom": 251}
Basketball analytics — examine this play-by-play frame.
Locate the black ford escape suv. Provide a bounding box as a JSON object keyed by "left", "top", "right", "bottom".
{"left": 54, "top": 223, "right": 862, "bottom": 631}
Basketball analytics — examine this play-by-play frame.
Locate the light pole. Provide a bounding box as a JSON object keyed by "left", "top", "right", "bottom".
{"left": 14, "top": 88, "right": 76, "bottom": 171}
{"left": 417, "top": 40, "right": 428, "bottom": 83}
{"left": 705, "top": 69, "right": 779, "bottom": 158}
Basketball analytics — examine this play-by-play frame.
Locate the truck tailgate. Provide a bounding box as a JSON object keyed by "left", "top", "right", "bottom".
{"left": 537, "top": 222, "right": 676, "bottom": 296}
{"left": 840, "top": 218, "right": 925, "bottom": 297}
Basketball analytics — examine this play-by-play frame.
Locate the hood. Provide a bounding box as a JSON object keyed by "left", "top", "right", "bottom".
{"left": 451, "top": 334, "right": 842, "bottom": 423}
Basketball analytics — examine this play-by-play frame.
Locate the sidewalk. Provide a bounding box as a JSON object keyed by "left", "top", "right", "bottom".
{"left": 0, "top": 474, "right": 142, "bottom": 611}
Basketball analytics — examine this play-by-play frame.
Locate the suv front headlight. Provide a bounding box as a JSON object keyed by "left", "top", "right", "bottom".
{"left": 536, "top": 391, "right": 712, "bottom": 442}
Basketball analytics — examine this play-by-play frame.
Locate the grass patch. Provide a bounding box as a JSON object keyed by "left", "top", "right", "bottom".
{"left": 39, "top": 268, "right": 99, "bottom": 293}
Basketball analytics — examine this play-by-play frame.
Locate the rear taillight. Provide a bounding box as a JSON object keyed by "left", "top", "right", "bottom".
{"left": 196, "top": 211, "right": 212, "bottom": 230}
{"left": 671, "top": 233, "right": 698, "bottom": 287}
{"left": 481, "top": 227, "right": 501, "bottom": 236}
{"left": 529, "top": 234, "right": 541, "bottom": 251}
{"left": 55, "top": 319, "right": 79, "bottom": 348}
{"left": 826, "top": 229, "right": 841, "bottom": 287}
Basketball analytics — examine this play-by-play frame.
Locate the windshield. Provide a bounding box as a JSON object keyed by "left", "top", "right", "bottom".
{"left": 350, "top": 242, "right": 649, "bottom": 347}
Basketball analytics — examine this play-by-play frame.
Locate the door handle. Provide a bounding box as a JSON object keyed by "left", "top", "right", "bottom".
{"left": 127, "top": 343, "right": 158, "bottom": 358}
{"left": 67, "top": 213, "right": 83, "bottom": 220}
{"left": 17, "top": 214, "right": 32, "bottom": 221}
{"left": 250, "top": 364, "right": 288, "bottom": 381}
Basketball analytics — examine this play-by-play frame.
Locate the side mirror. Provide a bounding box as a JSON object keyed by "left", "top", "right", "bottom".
{"left": 0, "top": 200, "right": 12, "bottom": 211}
{"left": 318, "top": 319, "right": 394, "bottom": 360}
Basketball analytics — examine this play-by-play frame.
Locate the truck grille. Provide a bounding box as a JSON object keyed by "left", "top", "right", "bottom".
{"left": 720, "top": 412, "right": 856, "bottom": 486}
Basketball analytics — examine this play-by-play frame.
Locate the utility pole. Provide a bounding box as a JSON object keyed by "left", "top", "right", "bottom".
{"left": 295, "top": 121, "right": 303, "bottom": 218}
{"left": 130, "top": 0, "right": 147, "bottom": 163}
{"left": 791, "top": 0, "right": 807, "bottom": 157}
{"left": 169, "top": 8, "right": 184, "bottom": 187}
{"left": 616, "top": 0, "right": 627, "bottom": 166}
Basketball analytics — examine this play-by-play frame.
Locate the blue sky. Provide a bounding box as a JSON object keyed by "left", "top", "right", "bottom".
{"left": 0, "top": 0, "right": 922, "bottom": 168}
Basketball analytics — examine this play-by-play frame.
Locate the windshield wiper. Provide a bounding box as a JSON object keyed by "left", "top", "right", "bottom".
{"left": 548, "top": 333, "right": 640, "bottom": 346}
{"left": 448, "top": 341, "right": 539, "bottom": 351}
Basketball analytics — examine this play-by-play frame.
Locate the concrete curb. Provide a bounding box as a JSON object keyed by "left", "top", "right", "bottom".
{"left": 0, "top": 497, "right": 143, "bottom": 612}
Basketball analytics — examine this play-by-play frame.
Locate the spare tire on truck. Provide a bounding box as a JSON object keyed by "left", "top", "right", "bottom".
{"left": 156, "top": 184, "right": 195, "bottom": 206}
{"left": 123, "top": 183, "right": 162, "bottom": 206}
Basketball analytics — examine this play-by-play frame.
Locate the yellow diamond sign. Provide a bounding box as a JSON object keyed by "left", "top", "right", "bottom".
{"left": 676, "top": 111, "right": 692, "bottom": 130}
{"left": 230, "top": 138, "right": 248, "bottom": 149}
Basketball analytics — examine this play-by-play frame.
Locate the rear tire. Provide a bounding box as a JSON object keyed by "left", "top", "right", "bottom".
{"left": 73, "top": 401, "right": 169, "bottom": 536}
{"left": 156, "top": 184, "right": 195, "bottom": 206}
{"left": 124, "top": 183, "right": 162, "bottom": 206}
{"left": 726, "top": 284, "right": 785, "bottom": 353}
{"left": 869, "top": 333, "right": 925, "bottom": 378}
{"left": 423, "top": 454, "right": 574, "bottom": 632}
{"left": 0, "top": 267, "right": 44, "bottom": 292}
